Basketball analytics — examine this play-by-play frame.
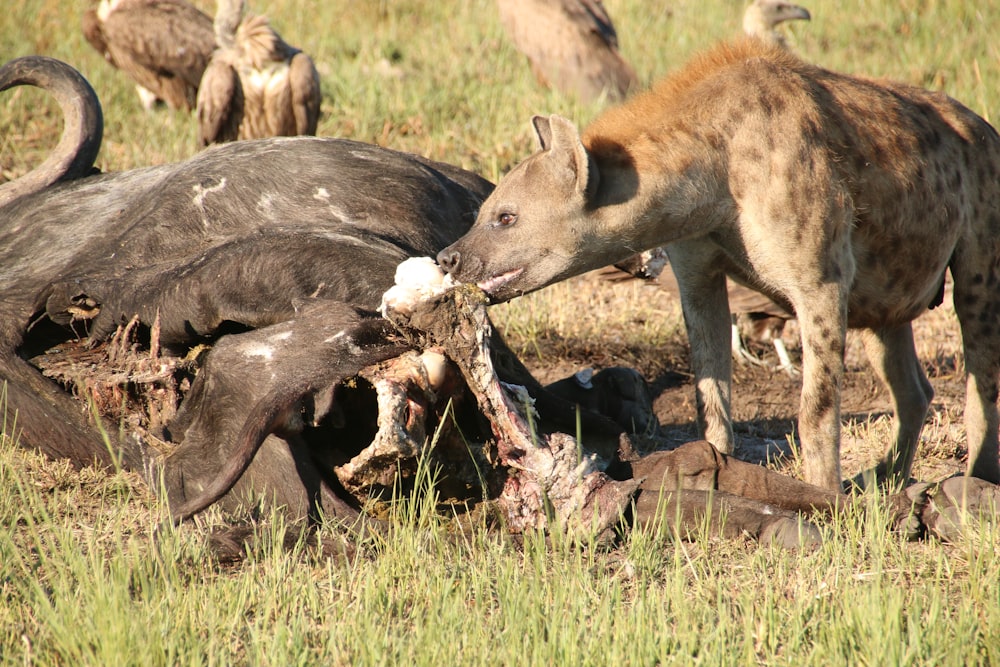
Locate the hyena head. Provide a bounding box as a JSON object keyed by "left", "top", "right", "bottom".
{"left": 437, "top": 114, "right": 609, "bottom": 302}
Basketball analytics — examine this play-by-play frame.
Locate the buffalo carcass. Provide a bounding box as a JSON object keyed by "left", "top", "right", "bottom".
{"left": 3, "top": 57, "right": 993, "bottom": 547}
{"left": 1, "top": 56, "right": 639, "bottom": 528}
{"left": 0, "top": 56, "right": 494, "bottom": 522}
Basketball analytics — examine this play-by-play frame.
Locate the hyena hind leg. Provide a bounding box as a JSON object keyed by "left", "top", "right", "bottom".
{"left": 952, "top": 255, "right": 1000, "bottom": 484}
{"left": 791, "top": 282, "right": 849, "bottom": 493}
{"left": 852, "top": 324, "right": 933, "bottom": 491}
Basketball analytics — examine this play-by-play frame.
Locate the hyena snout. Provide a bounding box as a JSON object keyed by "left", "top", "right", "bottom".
{"left": 436, "top": 247, "right": 462, "bottom": 274}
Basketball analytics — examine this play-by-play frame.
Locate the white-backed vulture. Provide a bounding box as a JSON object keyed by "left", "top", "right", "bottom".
{"left": 598, "top": 255, "right": 799, "bottom": 376}
{"left": 197, "top": 0, "right": 320, "bottom": 146}
{"left": 743, "top": 0, "right": 811, "bottom": 47}
{"left": 82, "top": 0, "right": 215, "bottom": 111}
{"left": 497, "top": 0, "right": 637, "bottom": 103}
{"left": 656, "top": 265, "right": 798, "bottom": 376}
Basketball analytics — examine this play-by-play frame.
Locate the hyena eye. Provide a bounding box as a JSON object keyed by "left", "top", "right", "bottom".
{"left": 496, "top": 212, "right": 517, "bottom": 227}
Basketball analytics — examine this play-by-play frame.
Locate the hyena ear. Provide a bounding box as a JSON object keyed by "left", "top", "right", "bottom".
{"left": 531, "top": 114, "right": 600, "bottom": 201}
{"left": 531, "top": 115, "right": 555, "bottom": 151}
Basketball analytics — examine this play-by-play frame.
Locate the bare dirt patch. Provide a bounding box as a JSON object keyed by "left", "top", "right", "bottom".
{"left": 493, "top": 271, "right": 969, "bottom": 484}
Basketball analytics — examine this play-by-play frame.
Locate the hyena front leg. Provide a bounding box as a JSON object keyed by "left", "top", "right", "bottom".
{"left": 668, "top": 241, "right": 735, "bottom": 454}
{"left": 792, "top": 280, "right": 850, "bottom": 492}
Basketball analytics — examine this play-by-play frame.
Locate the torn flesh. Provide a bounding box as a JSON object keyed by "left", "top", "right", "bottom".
{"left": 378, "top": 259, "right": 639, "bottom": 536}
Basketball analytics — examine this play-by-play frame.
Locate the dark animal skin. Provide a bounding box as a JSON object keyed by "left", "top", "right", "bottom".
{"left": 0, "top": 55, "right": 493, "bottom": 521}
{"left": 164, "top": 304, "right": 409, "bottom": 525}
{"left": 0, "top": 56, "right": 632, "bottom": 525}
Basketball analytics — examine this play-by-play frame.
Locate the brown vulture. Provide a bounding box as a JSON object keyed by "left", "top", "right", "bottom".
{"left": 743, "top": 0, "right": 812, "bottom": 48}
{"left": 196, "top": 0, "right": 321, "bottom": 145}
{"left": 82, "top": 0, "right": 215, "bottom": 111}
{"left": 497, "top": 0, "right": 637, "bottom": 103}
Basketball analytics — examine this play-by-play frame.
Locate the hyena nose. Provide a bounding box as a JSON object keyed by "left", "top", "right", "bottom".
{"left": 437, "top": 247, "right": 461, "bottom": 274}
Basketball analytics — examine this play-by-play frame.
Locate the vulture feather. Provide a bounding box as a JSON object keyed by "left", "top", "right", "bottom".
{"left": 656, "top": 263, "right": 799, "bottom": 376}
{"left": 497, "top": 0, "right": 637, "bottom": 103}
{"left": 197, "top": 0, "right": 320, "bottom": 145}
{"left": 599, "top": 253, "right": 800, "bottom": 376}
{"left": 82, "top": 0, "right": 215, "bottom": 111}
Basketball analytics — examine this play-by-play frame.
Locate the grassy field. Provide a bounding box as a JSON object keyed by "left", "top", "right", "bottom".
{"left": 3, "top": 0, "right": 1000, "bottom": 664}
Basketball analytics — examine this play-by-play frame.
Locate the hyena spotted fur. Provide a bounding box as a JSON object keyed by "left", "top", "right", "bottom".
{"left": 439, "top": 38, "right": 1000, "bottom": 492}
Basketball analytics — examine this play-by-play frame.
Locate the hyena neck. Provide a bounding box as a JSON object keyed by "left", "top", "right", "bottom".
{"left": 575, "top": 40, "right": 793, "bottom": 250}
{"left": 582, "top": 128, "right": 731, "bottom": 251}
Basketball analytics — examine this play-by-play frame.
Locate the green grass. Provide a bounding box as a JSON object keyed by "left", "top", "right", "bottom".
{"left": 3, "top": 0, "right": 1000, "bottom": 664}
{"left": 6, "top": 0, "right": 1000, "bottom": 177}
{"left": 3, "top": 430, "right": 999, "bottom": 665}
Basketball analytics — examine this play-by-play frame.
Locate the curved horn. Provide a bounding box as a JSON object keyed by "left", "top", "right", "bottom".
{"left": 168, "top": 316, "right": 407, "bottom": 525}
{"left": 0, "top": 56, "right": 103, "bottom": 208}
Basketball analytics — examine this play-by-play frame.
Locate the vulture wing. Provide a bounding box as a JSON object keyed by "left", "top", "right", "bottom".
{"left": 99, "top": 0, "right": 215, "bottom": 110}
{"left": 289, "top": 51, "right": 321, "bottom": 135}
{"left": 497, "top": 0, "right": 635, "bottom": 102}
{"left": 197, "top": 58, "right": 242, "bottom": 145}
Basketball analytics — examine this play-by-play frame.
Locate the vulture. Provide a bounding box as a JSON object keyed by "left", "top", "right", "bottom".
{"left": 599, "top": 252, "right": 799, "bottom": 376}
{"left": 654, "top": 264, "right": 799, "bottom": 377}
{"left": 82, "top": 0, "right": 216, "bottom": 111}
{"left": 726, "top": 285, "right": 798, "bottom": 376}
{"left": 742, "top": 0, "right": 812, "bottom": 47}
{"left": 497, "top": 0, "right": 637, "bottom": 103}
{"left": 197, "top": 0, "right": 321, "bottom": 146}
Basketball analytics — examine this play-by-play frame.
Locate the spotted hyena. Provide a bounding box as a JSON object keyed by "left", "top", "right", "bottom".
{"left": 438, "top": 38, "right": 1000, "bottom": 492}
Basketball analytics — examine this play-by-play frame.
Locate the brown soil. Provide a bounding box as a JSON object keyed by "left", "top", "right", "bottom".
{"left": 496, "top": 271, "right": 969, "bottom": 485}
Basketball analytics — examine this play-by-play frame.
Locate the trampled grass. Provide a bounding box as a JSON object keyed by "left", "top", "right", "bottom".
{"left": 3, "top": 0, "right": 1000, "bottom": 664}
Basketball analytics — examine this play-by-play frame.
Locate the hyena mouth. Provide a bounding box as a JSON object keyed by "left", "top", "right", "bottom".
{"left": 477, "top": 268, "right": 524, "bottom": 294}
